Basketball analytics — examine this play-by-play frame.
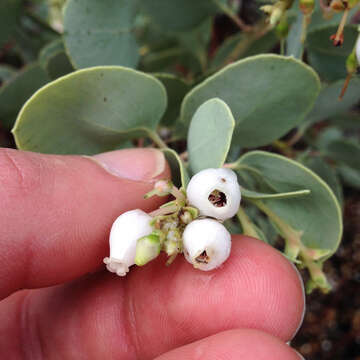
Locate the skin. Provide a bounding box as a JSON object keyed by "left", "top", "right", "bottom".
{"left": 0, "top": 148, "right": 305, "bottom": 359}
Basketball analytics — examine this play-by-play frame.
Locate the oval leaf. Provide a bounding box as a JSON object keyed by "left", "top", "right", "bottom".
{"left": 188, "top": 98, "right": 235, "bottom": 173}
{"left": 306, "top": 78, "right": 360, "bottom": 124}
{"left": 301, "top": 155, "right": 343, "bottom": 205}
{"left": 63, "top": 0, "right": 139, "bottom": 69}
{"left": 140, "top": 0, "right": 216, "bottom": 32}
{"left": 237, "top": 151, "right": 342, "bottom": 254}
{"left": 0, "top": 0, "right": 21, "bottom": 47}
{"left": 162, "top": 148, "right": 189, "bottom": 188}
{"left": 154, "top": 73, "right": 190, "bottom": 126}
{"left": 0, "top": 64, "right": 50, "bottom": 130}
{"left": 324, "top": 139, "right": 360, "bottom": 170}
{"left": 13, "top": 66, "right": 167, "bottom": 154}
{"left": 181, "top": 55, "right": 320, "bottom": 148}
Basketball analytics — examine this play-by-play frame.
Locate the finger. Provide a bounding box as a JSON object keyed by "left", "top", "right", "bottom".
{"left": 154, "top": 329, "right": 303, "bottom": 360}
{"left": 0, "top": 148, "right": 170, "bottom": 299}
{"left": 0, "top": 236, "right": 305, "bottom": 359}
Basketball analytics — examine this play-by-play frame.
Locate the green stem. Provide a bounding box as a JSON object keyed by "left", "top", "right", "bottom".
{"left": 250, "top": 199, "right": 302, "bottom": 261}
{"left": 251, "top": 199, "right": 332, "bottom": 292}
{"left": 147, "top": 131, "right": 168, "bottom": 149}
{"left": 25, "top": 9, "right": 59, "bottom": 35}
{"left": 237, "top": 207, "right": 259, "bottom": 238}
{"left": 280, "top": 38, "right": 285, "bottom": 55}
{"left": 149, "top": 204, "right": 178, "bottom": 217}
{"left": 302, "top": 258, "right": 331, "bottom": 293}
{"left": 212, "top": 0, "right": 251, "bottom": 31}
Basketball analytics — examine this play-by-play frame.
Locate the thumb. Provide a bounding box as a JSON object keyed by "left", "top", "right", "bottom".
{"left": 0, "top": 148, "right": 170, "bottom": 299}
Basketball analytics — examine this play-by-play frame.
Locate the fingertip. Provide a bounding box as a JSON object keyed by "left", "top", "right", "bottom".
{"left": 227, "top": 236, "right": 305, "bottom": 340}
{"left": 124, "top": 235, "right": 305, "bottom": 358}
{"left": 154, "top": 329, "right": 304, "bottom": 360}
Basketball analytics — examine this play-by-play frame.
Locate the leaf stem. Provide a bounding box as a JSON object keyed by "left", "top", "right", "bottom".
{"left": 25, "top": 9, "right": 59, "bottom": 35}
{"left": 237, "top": 207, "right": 259, "bottom": 238}
{"left": 149, "top": 205, "right": 178, "bottom": 217}
{"left": 331, "top": 8, "right": 349, "bottom": 46}
{"left": 250, "top": 199, "right": 302, "bottom": 261}
{"left": 250, "top": 199, "right": 331, "bottom": 293}
{"left": 280, "top": 38, "right": 285, "bottom": 55}
{"left": 212, "top": 0, "right": 251, "bottom": 32}
{"left": 147, "top": 131, "right": 168, "bottom": 149}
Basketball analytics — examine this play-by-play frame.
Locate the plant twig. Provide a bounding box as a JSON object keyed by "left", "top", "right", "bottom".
{"left": 212, "top": 0, "right": 252, "bottom": 32}
{"left": 147, "top": 131, "right": 168, "bottom": 149}
{"left": 250, "top": 199, "right": 302, "bottom": 261}
{"left": 25, "top": 9, "right": 59, "bottom": 35}
{"left": 149, "top": 205, "right": 178, "bottom": 217}
{"left": 237, "top": 207, "right": 259, "bottom": 238}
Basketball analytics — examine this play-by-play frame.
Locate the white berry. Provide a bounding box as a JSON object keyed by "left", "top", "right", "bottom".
{"left": 183, "top": 219, "right": 231, "bottom": 271}
{"left": 103, "top": 209, "right": 152, "bottom": 276}
{"left": 186, "top": 168, "right": 241, "bottom": 221}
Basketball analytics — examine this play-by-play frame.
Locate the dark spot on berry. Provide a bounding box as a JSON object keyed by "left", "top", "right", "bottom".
{"left": 104, "top": 97, "right": 107, "bottom": 102}
{"left": 208, "top": 189, "right": 227, "bottom": 207}
{"left": 196, "top": 250, "right": 209, "bottom": 264}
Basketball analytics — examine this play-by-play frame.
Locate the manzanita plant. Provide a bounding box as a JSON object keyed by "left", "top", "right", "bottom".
{"left": 1, "top": 0, "right": 360, "bottom": 297}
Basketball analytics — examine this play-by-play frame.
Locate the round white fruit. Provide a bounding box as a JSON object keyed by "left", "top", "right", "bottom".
{"left": 186, "top": 168, "right": 241, "bottom": 221}
{"left": 183, "top": 218, "right": 231, "bottom": 271}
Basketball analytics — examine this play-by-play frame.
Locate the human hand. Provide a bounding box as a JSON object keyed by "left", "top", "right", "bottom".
{"left": 0, "top": 148, "right": 305, "bottom": 359}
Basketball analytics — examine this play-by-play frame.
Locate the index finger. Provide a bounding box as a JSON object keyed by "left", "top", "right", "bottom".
{"left": 0, "top": 148, "right": 170, "bottom": 299}
{"left": 0, "top": 236, "right": 305, "bottom": 359}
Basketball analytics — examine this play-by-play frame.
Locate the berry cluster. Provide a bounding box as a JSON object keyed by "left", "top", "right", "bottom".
{"left": 104, "top": 168, "right": 241, "bottom": 276}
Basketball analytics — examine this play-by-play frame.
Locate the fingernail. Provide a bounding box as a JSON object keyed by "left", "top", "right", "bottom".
{"left": 92, "top": 148, "right": 166, "bottom": 181}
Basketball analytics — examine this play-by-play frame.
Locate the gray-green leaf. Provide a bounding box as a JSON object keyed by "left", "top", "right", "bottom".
{"left": 12, "top": 66, "right": 167, "bottom": 154}
{"left": 188, "top": 98, "right": 235, "bottom": 173}
{"left": 63, "top": 0, "right": 139, "bottom": 69}
{"left": 162, "top": 148, "right": 189, "bottom": 188}
{"left": 181, "top": 55, "right": 320, "bottom": 148}
{"left": 306, "top": 78, "right": 360, "bottom": 124}
{"left": 0, "top": 64, "right": 50, "bottom": 130}
{"left": 140, "top": 0, "right": 217, "bottom": 32}
{"left": 307, "top": 25, "right": 358, "bottom": 82}
{"left": 236, "top": 151, "right": 342, "bottom": 255}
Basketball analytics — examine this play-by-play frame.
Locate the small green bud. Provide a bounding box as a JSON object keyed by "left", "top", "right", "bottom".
{"left": 270, "top": 6, "right": 283, "bottom": 25}
{"left": 261, "top": 1, "right": 291, "bottom": 26}
{"left": 260, "top": 5, "right": 273, "bottom": 14}
{"left": 135, "top": 234, "right": 161, "bottom": 266}
{"left": 299, "top": 0, "right": 315, "bottom": 14}
{"left": 347, "top": 0, "right": 360, "bottom": 9}
{"left": 330, "top": 0, "right": 345, "bottom": 11}
{"left": 275, "top": 16, "right": 289, "bottom": 38}
{"left": 144, "top": 180, "right": 173, "bottom": 199}
{"left": 346, "top": 51, "right": 358, "bottom": 74}
{"left": 180, "top": 206, "right": 199, "bottom": 224}
{"left": 166, "top": 228, "right": 181, "bottom": 242}
{"left": 164, "top": 239, "right": 182, "bottom": 256}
